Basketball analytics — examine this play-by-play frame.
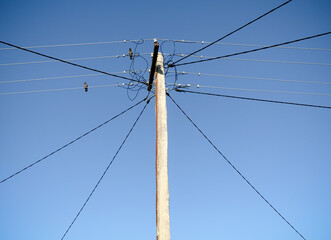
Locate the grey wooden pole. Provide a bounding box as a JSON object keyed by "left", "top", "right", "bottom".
{"left": 155, "top": 52, "right": 171, "bottom": 240}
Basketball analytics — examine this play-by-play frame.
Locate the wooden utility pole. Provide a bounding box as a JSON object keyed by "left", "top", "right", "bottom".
{"left": 155, "top": 52, "right": 171, "bottom": 240}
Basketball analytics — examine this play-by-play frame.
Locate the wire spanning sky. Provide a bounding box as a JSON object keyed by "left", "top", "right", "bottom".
{"left": 0, "top": 0, "right": 331, "bottom": 239}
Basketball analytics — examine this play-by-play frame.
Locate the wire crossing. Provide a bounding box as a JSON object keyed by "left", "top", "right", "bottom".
{"left": 61, "top": 97, "right": 151, "bottom": 240}
{"left": 175, "top": 89, "right": 331, "bottom": 109}
{"left": 0, "top": 41, "right": 145, "bottom": 84}
{"left": 0, "top": 98, "right": 147, "bottom": 184}
{"left": 167, "top": 93, "right": 306, "bottom": 240}
{"left": 171, "top": 0, "right": 293, "bottom": 65}
{"left": 169, "top": 31, "right": 331, "bottom": 67}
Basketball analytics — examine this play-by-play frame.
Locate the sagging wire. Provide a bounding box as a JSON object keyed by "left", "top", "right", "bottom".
{"left": 159, "top": 40, "right": 179, "bottom": 91}
{"left": 126, "top": 40, "right": 149, "bottom": 100}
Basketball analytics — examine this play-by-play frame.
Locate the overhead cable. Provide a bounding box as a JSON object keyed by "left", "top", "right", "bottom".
{"left": 165, "top": 53, "right": 331, "bottom": 67}
{"left": 2, "top": 38, "right": 330, "bottom": 52}
{"left": 160, "top": 39, "right": 331, "bottom": 52}
{"left": 0, "top": 55, "right": 126, "bottom": 66}
{"left": 169, "top": 32, "right": 331, "bottom": 67}
{"left": 175, "top": 89, "right": 331, "bottom": 109}
{"left": 0, "top": 70, "right": 145, "bottom": 84}
{"left": 0, "top": 73, "right": 105, "bottom": 84}
{"left": 171, "top": 0, "right": 293, "bottom": 65}
{"left": 0, "top": 83, "right": 137, "bottom": 96}
{"left": 0, "top": 41, "right": 145, "bottom": 84}
{"left": 0, "top": 98, "right": 147, "bottom": 184}
{"left": 172, "top": 83, "right": 331, "bottom": 97}
{"left": 168, "top": 71, "right": 331, "bottom": 85}
{"left": 0, "top": 39, "right": 156, "bottom": 50}
{"left": 3, "top": 53, "right": 330, "bottom": 67}
{"left": 167, "top": 93, "right": 306, "bottom": 240}
{"left": 60, "top": 98, "right": 151, "bottom": 240}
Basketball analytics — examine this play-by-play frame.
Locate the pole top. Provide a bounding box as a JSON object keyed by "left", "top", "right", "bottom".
{"left": 148, "top": 42, "right": 159, "bottom": 91}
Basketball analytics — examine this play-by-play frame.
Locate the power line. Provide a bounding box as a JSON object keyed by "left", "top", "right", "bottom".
{"left": 175, "top": 89, "right": 331, "bottom": 109}
{"left": 223, "top": 57, "right": 331, "bottom": 66}
{"left": 171, "top": 0, "right": 293, "bottom": 65}
{"left": 0, "top": 55, "right": 126, "bottom": 66}
{"left": 0, "top": 41, "right": 145, "bottom": 84}
{"left": 165, "top": 53, "right": 331, "bottom": 67}
{"left": 2, "top": 38, "right": 330, "bottom": 52}
{"left": 169, "top": 32, "right": 331, "bottom": 67}
{"left": 0, "top": 73, "right": 105, "bottom": 84}
{"left": 3, "top": 52, "right": 330, "bottom": 67}
{"left": 171, "top": 84, "right": 331, "bottom": 97}
{"left": 60, "top": 98, "right": 151, "bottom": 240}
{"left": 0, "top": 83, "right": 137, "bottom": 96}
{"left": 168, "top": 71, "right": 331, "bottom": 85}
{"left": 0, "top": 70, "right": 145, "bottom": 84}
{"left": 161, "top": 39, "right": 331, "bottom": 52}
{"left": 0, "top": 39, "right": 156, "bottom": 50}
{"left": 167, "top": 93, "right": 306, "bottom": 240}
{"left": 0, "top": 98, "right": 147, "bottom": 184}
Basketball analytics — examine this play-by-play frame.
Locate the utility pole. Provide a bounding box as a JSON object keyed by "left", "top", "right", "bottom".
{"left": 154, "top": 52, "right": 171, "bottom": 240}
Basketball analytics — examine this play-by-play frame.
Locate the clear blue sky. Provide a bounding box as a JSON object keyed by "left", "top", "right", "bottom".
{"left": 0, "top": 0, "right": 330, "bottom": 239}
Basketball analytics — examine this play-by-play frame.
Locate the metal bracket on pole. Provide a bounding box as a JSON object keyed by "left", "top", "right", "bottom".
{"left": 148, "top": 42, "right": 159, "bottom": 91}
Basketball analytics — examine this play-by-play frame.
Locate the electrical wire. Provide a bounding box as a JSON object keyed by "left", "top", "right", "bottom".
{"left": 0, "top": 98, "right": 147, "bottom": 184}
{"left": 0, "top": 41, "right": 145, "bottom": 84}
{"left": 0, "top": 70, "right": 146, "bottom": 85}
{"left": 167, "top": 93, "right": 306, "bottom": 240}
{"left": 171, "top": 84, "right": 331, "bottom": 97}
{"left": 171, "top": 0, "right": 293, "bottom": 65}
{"left": 169, "top": 32, "right": 331, "bottom": 67}
{"left": 0, "top": 55, "right": 126, "bottom": 66}
{"left": 175, "top": 89, "right": 331, "bottom": 109}
{"left": 168, "top": 71, "right": 331, "bottom": 85}
{"left": 3, "top": 53, "right": 330, "bottom": 67}
{"left": 0, "top": 73, "right": 105, "bottom": 84}
{"left": 0, "top": 39, "right": 156, "bottom": 50}
{"left": 0, "top": 84, "right": 135, "bottom": 95}
{"left": 60, "top": 97, "right": 151, "bottom": 240}
{"left": 165, "top": 53, "right": 331, "bottom": 67}
{"left": 2, "top": 38, "right": 329, "bottom": 52}
{"left": 127, "top": 40, "right": 149, "bottom": 100}
{"left": 158, "top": 39, "right": 331, "bottom": 52}
{"left": 224, "top": 57, "right": 331, "bottom": 66}
{"left": 158, "top": 41, "right": 179, "bottom": 90}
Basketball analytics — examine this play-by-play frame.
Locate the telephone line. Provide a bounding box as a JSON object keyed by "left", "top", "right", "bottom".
{"left": 61, "top": 98, "right": 151, "bottom": 240}
{"left": 172, "top": 0, "right": 293, "bottom": 65}
{"left": 0, "top": 55, "right": 125, "bottom": 66}
{"left": 169, "top": 32, "right": 331, "bottom": 67}
{"left": 175, "top": 89, "right": 331, "bottom": 109}
{"left": 0, "top": 98, "right": 147, "bottom": 184}
{"left": 0, "top": 83, "right": 137, "bottom": 96}
{"left": 168, "top": 71, "right": 331, "bottom": 85}
{"left": 165, "top": 53, "right": 331, "bottom": 67}
{"left": 0, "top": 39, "right": 155, "bottom": 50}
{"left": 2, "top": 38, "right": 330, "bottom": 51}
{"left": 160, "top": 39, "right": 331, "bottom": 51}
{"left": 3, "top": 53, "right": 330, "bottom": 67}
{"left": 0, "top": 41, "right": 145, "bottom": 84}
{"left": 167, "top": 93, "right": 306, "bottom": 240}
{"left": 172, "top": 84, "right": 331, "bottom": 97}
{"left": 0, "top": 70, "right": 145, "bottom": 84}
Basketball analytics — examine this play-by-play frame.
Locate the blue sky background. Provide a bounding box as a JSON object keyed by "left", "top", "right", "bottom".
{"left": 0, "top": 0, "right": 330, "bottom": 239}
